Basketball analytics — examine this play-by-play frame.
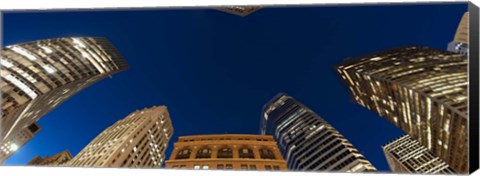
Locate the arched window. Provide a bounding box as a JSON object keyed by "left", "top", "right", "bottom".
{"left": 238, "top": 148, "right": 254, "bottom": 159}
{"left": 260, "top": 148, "right": 276, "bottom": 159}
{"left": 176, "top": 149, "right": 191, "bottom": 160}
{"left": 217, "top": 148, "right": 233, "bottom": 158}
{"left": 196, "top": 148, "right": 212, "bottom": 159}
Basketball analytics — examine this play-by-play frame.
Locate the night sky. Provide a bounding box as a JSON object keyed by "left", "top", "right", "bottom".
{"left": 2, "top": 3, "right": 467, "bottom": 172}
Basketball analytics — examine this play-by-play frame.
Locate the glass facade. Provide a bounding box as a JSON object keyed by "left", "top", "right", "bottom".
{"left": 337, "top": 46, "right": 468, "bottom": 173}
{"left": 383, "top": 135, "right": 455, "bottom": 174}
{"left": 260, "top": 93, "right": 377, "bottom": 172}
{"left": 65, "top": 106, "right": 173, "bottom": 168}
{"left": 0, "top": 37, "right": 128, "bottom": 163}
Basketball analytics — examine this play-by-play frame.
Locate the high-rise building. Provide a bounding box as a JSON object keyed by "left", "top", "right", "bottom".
{"left": 0, "top": 122, "right": 41, "bottom": 163}
{"left": 65, "top": 106, "right": 173, "bottom": 168}
{"left": 382, "top": 135, "right": 455, "bottom": 174}
{"left": 215, "top": 6, "right": 261, "bottom": 17}
{"left": 336, "top": 46, "right": 468, "bottom": 173}
{"left": 260, "top": 93, "right": 377, "bottom": 172}
{"left": 0, "top": 37, "right": 128, "bottom": 161}
{"left": 165, "top": 134, "right": 287, "bottom": 171}
{"left": 447, "top": 12, "right": 469, "bottom": 55}
{"left": 27, "top": 150, "right": 73, "bottom": 166}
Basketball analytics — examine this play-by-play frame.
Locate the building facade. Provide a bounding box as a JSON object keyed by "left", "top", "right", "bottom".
{"left": 336, "top": 46, "right": 468, "bottom": 173}
{"left": 0, "top": 122, "right": 41, "bottom": 163}
{"left": 260, "top": 93, "right": 377, "bottom": 172}
{"left": 165, "top": 134, "right": 287, "bottom": 171}
{"left": 447, "top": 12, "right": 469, "bottom": 55}
{"left": 215, "top": 6, "right": 261, "bottom": 17}
{"left": 0, "top": 37, "right": 128, "bottom": 161}
{"left": 27, "top": 150, "right": 73, "bottom": 166}
{"left": 65, "top": 106, "right": 173, "bottom": 168}
{"left": 383, "top": 135, "right": 455, "bottom": 174}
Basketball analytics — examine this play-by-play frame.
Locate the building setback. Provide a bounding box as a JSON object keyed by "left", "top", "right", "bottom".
{"left": 214, "top": 6, "right": 261, "bottom": 17}
{"left": 336, "top": 46, "right": 468, "bottom": 173}
{"left": 0, "top": 123, "right": 41, "bottom": 163}
{"left": 165, "top": 134, "right": 287, "bottom": 171}
{"left": 447, "top": 12, "right": 469, "bottom": 55}
{"left": 0, "top": 37, "right": 128, "bottom": 163}
{"left": 27, "top": 150, "right": 73, "bottom": 166}
{"left": 65, "top": 106, "right": 173, "bottom": 168}
{"left": 383, "top": 135, "right": 455, "bottom": 174}
{"left": 260, "top": 93, "right": 377, "bottom": 172}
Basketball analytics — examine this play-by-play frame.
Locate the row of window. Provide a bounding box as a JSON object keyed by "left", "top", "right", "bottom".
{"left": 176, "top": 148, "right": 276, "bottom": 160}
{"left": 171, "top": 164, "right": 281, "bottom": 170}
{"left": 182, "top": 138, "right": 271, "bottom": 142}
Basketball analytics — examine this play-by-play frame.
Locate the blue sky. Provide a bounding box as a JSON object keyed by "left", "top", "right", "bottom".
{"left": 2, "top": 3, "right": 467, "bottom": 171}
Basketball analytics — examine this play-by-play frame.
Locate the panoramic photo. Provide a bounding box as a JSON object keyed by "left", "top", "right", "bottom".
{"left": 0, "top": 2, "right": 472, "bottom": 174}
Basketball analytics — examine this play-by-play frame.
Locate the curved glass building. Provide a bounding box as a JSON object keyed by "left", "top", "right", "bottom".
{"left": 0, "top": 37, "right": 128, "bottom": 163}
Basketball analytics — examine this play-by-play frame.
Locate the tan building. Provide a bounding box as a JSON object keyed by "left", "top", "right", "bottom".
{"left": 27, "top": 150, "right": 73, "bottom": 166}
{"left": 0, "top": 122, "right": 41, "bottom": 163}
{"left": 0, "top": 37, "right": 128, "bottom": 163}
{"left": 215, "top": 6, "right": 261, "bottom": 17}
{"left": 383, "top": 135, "right": 455, "bottom": 174}
{"left": 447, "top": 12, "right": 469, "bottom": 54}
{"left": 337, "top": 46, "right": 468, "bottom": 173}
{"left": 65, "top": 106, "right": 173, "bottom": 168}
{"left": 165, "top": 134, "right": 288, "bottom": 171}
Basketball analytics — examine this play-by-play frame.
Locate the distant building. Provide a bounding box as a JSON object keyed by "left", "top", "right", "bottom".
{"left": 0, "top": 123, "right": 41, "bottom": 163}
{"left": 337, "top": 46, "right": 468, "bottom": 173}
{"left": 260, "top": 93, "right": 377, "bottom": 172}
{"left": 27, "top": 150, "right": 73, "bottom": 166}
{"left": 447, "top": 12, "right": 469, "bottom": 55}
{"left": 65, "top": 106, "right": 173, "bottom": 168}
{"left": 215, "top": 6, "right": 261, "bottom": 17}
{"left": 383, "top": 135, "right": 455, "bottom": 174}
{"left": 165, "top": 134, "right": 287, "bottom": 171}
{"left": 0, "top": 37, "right": 128, "bottom": 162}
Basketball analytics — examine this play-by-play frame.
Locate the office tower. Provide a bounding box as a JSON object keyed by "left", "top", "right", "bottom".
{"left": 215, "top": 6, "right": 261, "bottom": 17}
{"left": 66, "top": 106, "right": 173, "bottom": 168}
{"left": 447, "top": 12, "right": 469, "bottom": 55}
{"left": 260, "top": 93, "right": 377, "bottom": 172}
{"left": 383, "top": 135, "right": 455, "bottom": 174}
{"left": 165, "top": 134, "right": 287, "bottom": 171}
{"left": 336, "top": 46, "right": 468, "bottom": 173}
{"left": 0, "top": 123, "right": 41, "bottom": 163}
{"left": 27, "top": 150, "right": 73, "bottom": 166}
{"left": 0, "top": 37, "right": 128, "bottom": 161}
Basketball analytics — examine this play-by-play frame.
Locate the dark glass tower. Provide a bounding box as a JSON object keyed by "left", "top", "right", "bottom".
{"left": 260, "top": 93, "right": 376, "bottom": 172}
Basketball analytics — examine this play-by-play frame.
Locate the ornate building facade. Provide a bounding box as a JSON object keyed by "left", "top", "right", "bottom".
{"left": 165, "top": 134, "right": 287, "bottom": 171}
{"left": 27, "top": 150, "right": 73, "bottom": 166}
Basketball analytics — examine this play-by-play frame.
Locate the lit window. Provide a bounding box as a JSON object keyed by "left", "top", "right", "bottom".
{"left": 194, "top": 165, "right": 200, "bottom": 170}
{"left": 11, "top": 46, "right": 37, "bottom": 61}
{"left": 42, "top": 65, "right": 57, "bottom": 74}
{"left": 202, "top": 165, "right": 209, "bottom": 169}
{"left": 0, "top": 58, "right": 13, "bottom": 68}
{"left": 10, "top": 144, "right": 18, "bottom": 152}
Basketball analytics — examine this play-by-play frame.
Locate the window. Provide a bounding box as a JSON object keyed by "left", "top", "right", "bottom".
{"left": 265, "top": 165, "right": 272, "bottom": 170}
{"left": 172, "top": 165, "right": 178, "bottom": 169}
{"left": 194, "top": 165, "right": 200, "bottom": 170}
{"left": 240, "top": 164, "right": 248, "bottom": 170}
{"left": 239, "top": 148, "right": 254, "bottom": 159}
{"left": 273, "top": 165, "right": 280, "bottom": 170}
{"left": 180, "top": 165, "right": 187, "bottom": 169}
{"left": 202, "top": 165, "right": 209, "bottom": 169}
{"left": 249, "top": 165, "right": 257, "bottom": 170}
{"left": 217, "top": 164, "right": 224, "bottom": 170}
{"left": 260, "top": 149, "right": 276, "bottom": 159}
{"left": 217, "top": 148, "right": 233, "bottom": 158}
{"left": 176, "top": 149, "right": 191, "bottom": 160}
{"left": 226, "top": 164, "right": 233, "bottom": 170}
{"left": 196, "top": 148, "right": 212, "bottom": 159}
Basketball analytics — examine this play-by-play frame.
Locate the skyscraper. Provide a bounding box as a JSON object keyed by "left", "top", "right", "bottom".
{"left": 215, "top": 6, "right": 261, "bottom": 17}
{"left": 260, "top": 93, "right": 377, "bottom": 172}
{"left": 383, "top": 135, "right": 455, "bottom": 174}
{"left": 0, "top": 37, "right": 128, "bottom": 161}
{"left": 27, "top": 150, "right": 73, "bottom": 166}
{"left": 165, "top": 134, "right": 287, "bottom": 171}
{"left": 336, "top": 46, "right": 468, "bottom": 173}
{"left": 0, "top": 122, "right": 41, "bottom": 163}
{"left": 447, "top": 12, "right": 469, "bottom": 55}
{"left": 65, "top": 106, "right": 173, "bottom": 168}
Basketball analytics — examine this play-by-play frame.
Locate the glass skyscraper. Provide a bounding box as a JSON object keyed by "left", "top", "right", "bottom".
{"left": 260, "top": 93, "right": 377, "bottom": 172}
